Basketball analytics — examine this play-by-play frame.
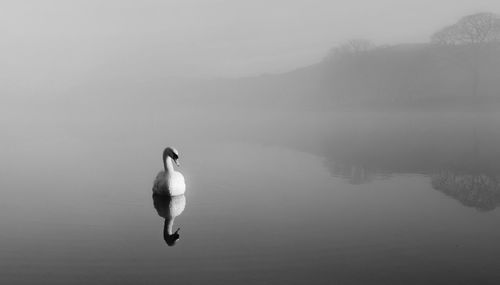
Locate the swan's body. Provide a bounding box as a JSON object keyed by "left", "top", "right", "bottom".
{"left": 153, "top": 147, "right": 186, "bottom": 196}
{"left": 153, "top": 169, "right": 186, "bottom": 196}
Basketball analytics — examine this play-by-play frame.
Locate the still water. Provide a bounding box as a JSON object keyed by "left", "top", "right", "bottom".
{"left": 2, "top": 110, "right": 500, "bottom": 284}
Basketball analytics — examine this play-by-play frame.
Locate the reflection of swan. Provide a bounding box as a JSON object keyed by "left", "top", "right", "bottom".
{"left": 153, "top": 147, "right": 186, "bottom": 196}
{"left": 152, "top": 194, "right": 186, "bottom": 246}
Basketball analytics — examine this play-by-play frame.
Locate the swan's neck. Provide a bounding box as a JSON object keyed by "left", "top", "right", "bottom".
{"left": 164, "top": 218, "right": 175, "bottom": 235}
{"left": 164, "top": 157, "right": 174, "bottom": 173}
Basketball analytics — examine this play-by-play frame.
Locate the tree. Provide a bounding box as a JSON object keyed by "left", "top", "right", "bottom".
{"left": 430, "top": 12, "right": 500, "bottom": 98}
{"left": 431, "top": 12, "right": 500, "bottom": 45}
{"left": 342, "top": 39, "right": 376, "bottom": 53}
{"left": 325, "top": 39, "right": 375, "bottom": 62}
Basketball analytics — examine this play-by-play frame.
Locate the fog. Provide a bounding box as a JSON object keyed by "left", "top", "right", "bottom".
{"left": 2, "top": 0, "right": 500, "bottom": 80}
{"left": 4, "top": 1, "right": 500, "bottom": 284}
{"left": 3, "top": 1, "right": 500, "bottom": 115}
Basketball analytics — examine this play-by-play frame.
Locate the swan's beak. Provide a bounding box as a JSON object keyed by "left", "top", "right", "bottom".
{"left": 174, "top": 159, "right": 180, "bottom": 167}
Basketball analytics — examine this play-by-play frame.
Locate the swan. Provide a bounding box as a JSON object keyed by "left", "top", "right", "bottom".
{"left": 152, "top": 147, "right": 186, "bottom": 196}
{"left": 152, "top": 194, "right": 186, "bottom": 246}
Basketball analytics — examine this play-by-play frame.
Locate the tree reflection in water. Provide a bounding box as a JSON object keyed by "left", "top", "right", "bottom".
{"left": 316, "top": 114, "right": 500, "bottom": 211}
{"left": 432, "top": 172, "right": 500, "bottom": 211}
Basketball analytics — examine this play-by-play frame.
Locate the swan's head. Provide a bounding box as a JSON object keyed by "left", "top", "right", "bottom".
{"left": 164, "top": 228, "right": 180, "bottom": 246}
{"left": 163, "top": 147, "right": 180, "bottom": 167}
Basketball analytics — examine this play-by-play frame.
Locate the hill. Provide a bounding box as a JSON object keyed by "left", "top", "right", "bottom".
{"left": 166, "top": 43, "right": 500, "bottom": 111}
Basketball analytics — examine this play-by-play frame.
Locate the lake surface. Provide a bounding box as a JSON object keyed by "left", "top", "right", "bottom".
{"left": 2, "top": 109, "right": 500, "bottom": 284}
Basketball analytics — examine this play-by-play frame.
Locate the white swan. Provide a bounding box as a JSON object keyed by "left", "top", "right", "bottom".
{"left": 152, "top": 147, "right": 186, "bottom": 196}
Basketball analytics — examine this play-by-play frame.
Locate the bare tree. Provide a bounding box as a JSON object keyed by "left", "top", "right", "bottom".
{"left": 431, "top": 25, "right": 461, "bottom": 45}
{"left": 344, "top": 39, "right": 376, "bottom": 53}
{"left": 431, "top": 12, "right": 500, "bottom": 45}
{"left": 325, "top": 39, "right": 375, "bottom": 62}
{"left": 430, "top": 13, "right": 500, "bottom": 98}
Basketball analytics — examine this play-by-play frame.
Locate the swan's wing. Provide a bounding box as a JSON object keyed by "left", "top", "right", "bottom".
{"left": 154, "top": 171, "right": 165, "bottom": 181}
{"left": 171, "top": 172, "right": 186, "bottom": 192}
{"left": 177, "top": 172, "right": 185, "bottom": 185}
{"left": 153, "top": 171, "right": 167, "bottom": 192}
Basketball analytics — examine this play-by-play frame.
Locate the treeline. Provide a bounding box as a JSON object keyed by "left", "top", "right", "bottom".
{"left": 319, "top": 42, "right": 500, "bottom": 110}
{"left": 317, "top": 12, "right": 500, "bottom": 110}
{"left": 168, "top": 12, "right": 500, "bottom": 111}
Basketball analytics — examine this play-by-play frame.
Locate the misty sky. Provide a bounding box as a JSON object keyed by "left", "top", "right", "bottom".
{"left": 2, "top": 0, "right": 500, "bottom": 78}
